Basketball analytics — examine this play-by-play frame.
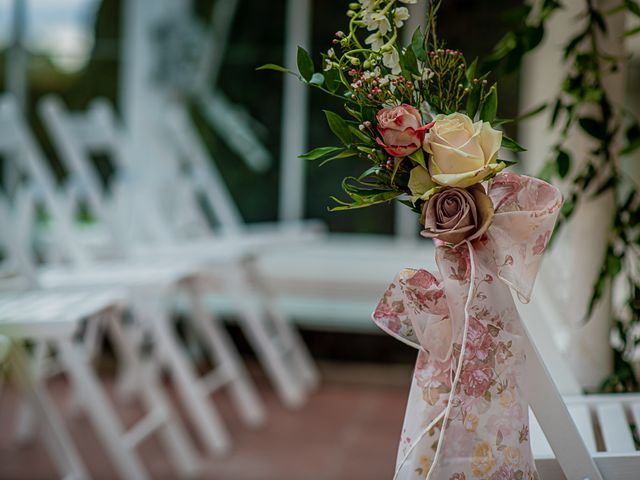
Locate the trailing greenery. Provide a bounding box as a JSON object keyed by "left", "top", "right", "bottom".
{"left": 489, "top": 0, "right": 640, "bottom": 391}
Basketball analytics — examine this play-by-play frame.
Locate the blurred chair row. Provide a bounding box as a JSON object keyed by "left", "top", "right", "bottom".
{"left": 0, "top": 93, "right": 323, "bottom": 479}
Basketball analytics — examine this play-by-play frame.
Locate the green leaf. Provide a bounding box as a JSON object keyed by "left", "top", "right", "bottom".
{"left": 344, "top": 104, "right": 363, "bottom": 122}
{"left": 556, "top": 149, "right": 571, "bottom": 178}
{"left": 550, "top": 98, "right": 562, "bottom": 126}
{"left": 309, "top": 72, "right": 324, "bottom": 86}
{"left": 497, "top": 159, "right": 518, "bottom": 167}
{"left": 466, "top": 87, "right": 481, "bottom": 119}
{"left": 319, "top": 149, "right": 358, "bottom": 166}
{"left": 480, "top": 86, "right": 498, "bottom": 122}
{"left": 324, "top": 68, "right": 340, "bottom": 92}
{"left": 465, "top": 58, "right": 478, "bottom": 85}
{"left": 501, "top": 135, "right": 526, "bottom": 152}
{"left": 578, "top": 117, "right": 605, "bottom": 139}
{"left": 408, "top": 149, "right": 426, "bottom": 168}
{"left": 348, "top": 125, "right": 373, "bottom": 144}
{"left": 627, "top": 0, "right": 640, "bottom": 17}
{"left": 625, "top": 25, "right": 640, "bottom": 36}
{"left": 329, "top": 190, "right": 403, "bottom": 211}
{"left": 591, "top": 10, "right": 607, "bottom": 33}
{"left": 256, "top": 64, "right": 297, "bottom": 77}
{"left": 358, "top": 165, "right": 381, "bottom": 180}
{"left": 400, "top": 47, "right": 419, "bottom": 78}
{"left": 324, "top": 110, "right": 353, "bottom": 146}
{"left": 297, "top": 46, "right": 314, "bottom": 82}
{"left": 411, "top": 27, "right": 427, "bottom": 62}
{"left": 298, "top": 146, "right": 342, "bottom": 160}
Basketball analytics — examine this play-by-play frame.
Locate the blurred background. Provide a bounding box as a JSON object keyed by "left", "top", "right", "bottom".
{"left": 0, "top": 0, "right": 639, "bottom": 479}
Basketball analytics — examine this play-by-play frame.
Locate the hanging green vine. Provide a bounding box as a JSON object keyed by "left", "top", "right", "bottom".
{"left": 488, "top": 0, "right": 640, "bottom": 391}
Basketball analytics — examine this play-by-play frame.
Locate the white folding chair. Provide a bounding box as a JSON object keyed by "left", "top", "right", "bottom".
{"left": 0, "top": 177, "right": 202, "bottom": 479}
{"left": 520, "top": 321, "right": 640, "bottom": 479}
{"left": 39, "top": 95, "right": 319, "bottom": 409}
{"left": 0, "top": 95, "right": 261, "bottom": 457}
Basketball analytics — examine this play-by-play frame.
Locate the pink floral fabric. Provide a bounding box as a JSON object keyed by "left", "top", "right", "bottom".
{"left": 373, "top": 173, "right": 562, "bottom": 479}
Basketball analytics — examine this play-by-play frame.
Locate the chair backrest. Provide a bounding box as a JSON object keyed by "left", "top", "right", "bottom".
{"left": 39, "top": 96, "right": 183, "bottom": 254}
{"left": 40, "top": 95, "right": 246, "bottom": 248}
{"left": 0, "top": 96, "right": 89, "bottom": 271}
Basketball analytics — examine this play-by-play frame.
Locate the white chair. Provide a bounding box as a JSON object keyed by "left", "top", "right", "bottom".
{"left": 0, "top": 288, "right": 204, "bottom": 480}
{"left": 519, "top": 322, "right": 640, "bottom": 479}
{"left": 38, "top": 95, "right": 320, "bottom": 409}
{"left": 0, "top": 95, "right": 262, "bottom": 457}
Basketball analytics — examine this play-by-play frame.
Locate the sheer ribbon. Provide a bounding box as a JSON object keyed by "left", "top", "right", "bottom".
{"left": 373, "top": 173, "right": 562, "bottom": 479}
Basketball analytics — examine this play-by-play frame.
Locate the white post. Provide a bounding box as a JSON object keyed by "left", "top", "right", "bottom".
{"left": 278, "top": 0, "right": 312, "bottom": 221}
{"left": 7, "top": 0, "right": 27, "bottom": 110}
{"left": 395, "top": 0, "right": 427, "bottom": 240}
{"left": 519, "top": 0, "right": 625, "bottom": 388}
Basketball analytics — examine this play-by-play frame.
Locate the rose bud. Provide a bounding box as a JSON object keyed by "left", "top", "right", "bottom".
{"left": 376, "top": 104, "right": 431, "bottom": 157}
{"left": 425, "top": 112, "right": 504, "bottom": 188}
{"left": 420, "top": 184, "right": 494, "bottom": 246}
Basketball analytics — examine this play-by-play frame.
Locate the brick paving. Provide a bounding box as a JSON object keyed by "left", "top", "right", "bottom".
{"left": 0, "top": 363, "right": 412, "bottom": 480}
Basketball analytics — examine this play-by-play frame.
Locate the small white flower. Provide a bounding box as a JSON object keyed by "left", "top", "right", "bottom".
{"left": 324, "top": 59, "right": 333, "bottom": 71}
{"left": 393, "top": 7, "right": 410, "bottom": 28}
{"left": 378, "top": 76, "right": 389, "bottom": 87}
{"left": 365, "top": 31, "right": 385, "bottom": 51}
{"left": 610, "top": 328, "right": 624, "bottom": 351}
{"left": 327, "top": 48, "right": 336, "bottom": 58}
{"left": 363, "top": 11, "right": 391, "bottom": 36}
{"left": 382, "top": 47, "right": 401, "bottom": 75}
{"left": 363, "top": 67, "right": 381, "bottom": 80}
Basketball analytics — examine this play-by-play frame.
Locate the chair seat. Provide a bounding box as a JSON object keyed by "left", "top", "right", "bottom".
{"left": 0, "top": 288, "right": 124, "bottom": 338}
{"left": 37, "top": 259, "right": 201, "bottom": 292}
{"left": 531, "top": 393, "right": 640, "bottom": 478}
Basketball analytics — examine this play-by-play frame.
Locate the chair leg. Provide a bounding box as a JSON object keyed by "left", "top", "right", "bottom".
{"left": 57, "top": 339, "right": 149, "bottom": 480}
{"left": 11, "top": 343, "right": 89, "bottom": 480}
{"left": 139, "top": 296, "right": 232, "bottom": 456}
{"left": 186, "top": 283, "right": 266, "bottom": 427}
{"left": 243, "top": 257, "right": 320, "bottom": 390}
{"left": 227, "top": 268, "right": 307, "bottom": 408}
{"left": 106, "top": 312, "right": 201, "bottom": 478}
{"left": 14, "top": 340, "right": 48, "bottom": 445}
{"left": 263, "top": 296, "right": 320, "bottom": 391}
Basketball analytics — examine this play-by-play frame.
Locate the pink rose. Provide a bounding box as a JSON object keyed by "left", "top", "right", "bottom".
{"left": 376, "top": 104, "right": 432, "bottom": 157}
{"left": 461, "top": 361, "right": 493, "bottom": 398}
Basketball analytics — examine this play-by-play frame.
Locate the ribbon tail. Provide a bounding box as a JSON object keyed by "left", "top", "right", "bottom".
{"left": 393, "top": 241, "right": 478, "bottom": 480}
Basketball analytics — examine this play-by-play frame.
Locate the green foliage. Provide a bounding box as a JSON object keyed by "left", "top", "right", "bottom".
{"left": 493, "top": 0, "right": 640, "bottom": 392}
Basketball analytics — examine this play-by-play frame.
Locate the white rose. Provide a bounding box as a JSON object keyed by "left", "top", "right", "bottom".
{"left": 424, "top": 113, "right": 504, "bottom": 188}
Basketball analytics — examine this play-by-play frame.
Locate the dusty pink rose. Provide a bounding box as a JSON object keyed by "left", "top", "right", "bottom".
{"left": 461, "top": 361, "right": 493, "bottom": 398}
{"left": 421, "top": 184, "right": 494, "bottom": 246}
{"left": 376, "top": 104, "right": 432, "bottom": 157}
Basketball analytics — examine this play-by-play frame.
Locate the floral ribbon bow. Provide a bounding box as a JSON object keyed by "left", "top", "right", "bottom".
{"left": 373, "top": 172, "right": 562, "bottom": 480}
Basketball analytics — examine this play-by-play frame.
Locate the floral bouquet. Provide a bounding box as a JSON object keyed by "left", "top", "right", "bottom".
{"left": 262, "top": 1, "right": 562, "bottom": 479}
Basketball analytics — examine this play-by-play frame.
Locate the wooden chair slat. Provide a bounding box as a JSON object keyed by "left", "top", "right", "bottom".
{"left": 568, "top": 404, "right": 598, "bottom": 452}
{"left": 596, "top": 403, "right": 636, "bottom": 453}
